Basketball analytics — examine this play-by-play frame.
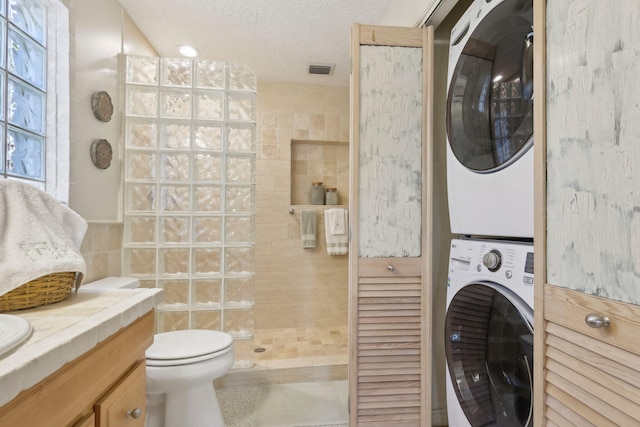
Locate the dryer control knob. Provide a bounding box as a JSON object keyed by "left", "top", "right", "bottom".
{"left": 483, "top": 250, "right": 502, "bottom": 272}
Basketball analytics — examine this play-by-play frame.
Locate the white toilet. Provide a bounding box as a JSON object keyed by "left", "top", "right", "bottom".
{"left": 145, "top": 329, "right": 234, "bottom": 427}
{"left": 81, "top": 277, "right": 235, "bottom": 427}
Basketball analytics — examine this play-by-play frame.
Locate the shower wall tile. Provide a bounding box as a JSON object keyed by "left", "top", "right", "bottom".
{"left": 278, "top": 113, "right": 293, "bottom": 129}
{"left": 260, "top": 143, "right": 278, "bottom": 160}
{"left": 254, "top": 81, "right": 349, "bottom": 330}
{"left": 262, "top": 112, "right": 278, "bottom": 128}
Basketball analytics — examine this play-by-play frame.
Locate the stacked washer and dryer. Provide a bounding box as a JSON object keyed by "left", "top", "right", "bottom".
{"left": 443, "top": 0, "right": 535, "bottom": 425}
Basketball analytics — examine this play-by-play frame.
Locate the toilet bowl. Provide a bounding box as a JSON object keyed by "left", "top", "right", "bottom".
{"left": 145, "top": 329, "right": 234, "bottom": 427}
{"left": 80, "top": 277, "right": 235, "bottom": 427}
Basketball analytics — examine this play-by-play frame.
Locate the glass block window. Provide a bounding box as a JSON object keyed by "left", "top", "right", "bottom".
{"left": 1, "top": 0, "right": 47, "bottom": 183}
{"left": 0, "top": 0, "right": 69, "bottom": 201}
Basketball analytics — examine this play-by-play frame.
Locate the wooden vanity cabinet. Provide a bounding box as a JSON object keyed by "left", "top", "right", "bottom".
{"left": 0, "top": 310, "right": 154, "bottom": 427}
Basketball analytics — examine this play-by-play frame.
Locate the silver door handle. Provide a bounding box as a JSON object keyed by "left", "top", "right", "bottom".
{"left": 585, "top": 314, "right": 611, "bottom": 328}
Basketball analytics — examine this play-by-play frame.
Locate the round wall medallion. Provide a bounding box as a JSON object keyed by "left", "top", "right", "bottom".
{"left": 90, "top": 139, "right": 113, "bottom": 169}
{"left": 91, "top": 91, "right": 114, "bottom": 122}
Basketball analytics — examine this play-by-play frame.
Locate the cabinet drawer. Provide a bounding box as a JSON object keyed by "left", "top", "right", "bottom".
{"left": 545, "top": 284, "right": 640, "bottom": 354}
{"left": 358, "top": 257, "right": 422, "bottom": 278}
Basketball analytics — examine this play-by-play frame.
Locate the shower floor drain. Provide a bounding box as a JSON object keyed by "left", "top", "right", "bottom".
{"left": 254, "top": 347, "right": 266, "bottom": 353}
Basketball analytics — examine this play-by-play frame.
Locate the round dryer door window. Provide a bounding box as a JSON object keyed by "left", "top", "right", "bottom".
{"left": 447, "top": 0, "right": 534, "bottom": 172}
{"left": 445, "top": 283, "right": 533, "bottom": 426}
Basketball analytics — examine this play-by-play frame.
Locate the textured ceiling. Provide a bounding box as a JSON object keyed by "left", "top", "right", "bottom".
{"left": 118, "top": 0, "right": 393, "bottom": 86}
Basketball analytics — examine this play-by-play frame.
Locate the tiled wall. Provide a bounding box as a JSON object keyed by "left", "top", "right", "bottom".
{"left": 80, "top": 222, "right": 123, "bottom": 283}
{"left": 291, "top": 141, "right": 349, "bottom": 206}
{"left": 255, "top": 82, "right": 350, "bottom": 330}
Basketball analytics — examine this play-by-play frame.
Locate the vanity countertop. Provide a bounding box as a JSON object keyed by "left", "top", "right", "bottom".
{"left": 0, "top": 287, "right": 163, "bottom": 408}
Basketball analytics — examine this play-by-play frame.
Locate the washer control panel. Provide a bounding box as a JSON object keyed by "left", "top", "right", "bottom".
{"left": 449, "top": 238, "right": 534, "bottom": 296}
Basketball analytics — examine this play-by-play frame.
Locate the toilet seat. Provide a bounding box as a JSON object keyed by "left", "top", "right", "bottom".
{"left": 146, "top": 329, "right": 233, "bottom": 367}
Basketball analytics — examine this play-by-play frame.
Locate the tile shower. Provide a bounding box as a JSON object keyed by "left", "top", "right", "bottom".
{"left": 122, "top": 56, "right": 257, "bottom": 368}
{"left": 117, "top": 59, "right": 349, "bottom": 376}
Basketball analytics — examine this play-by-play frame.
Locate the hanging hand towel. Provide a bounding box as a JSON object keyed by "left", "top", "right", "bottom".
{"left": 0, "top": 180, "right": 88, "bottom": 297}
{"left": 324, "top": 208, "right": 348, "bottom": 255}
{"left": 300, "top": 209, "right": 317, "bottom": 248}
{"left": 328, "top": 208, "right": 346, "bottom": 235}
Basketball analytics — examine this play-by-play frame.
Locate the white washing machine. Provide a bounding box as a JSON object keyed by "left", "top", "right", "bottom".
{"left": 446, "top": 0, "right": 534, "bottom": 238}
{"left": 445, "top": 238, "right": 534, "bottom": 427}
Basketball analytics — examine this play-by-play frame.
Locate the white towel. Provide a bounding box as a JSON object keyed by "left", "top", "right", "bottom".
{"left": 0, "top": 180, "right": 88, "bottom": 297}
{"left": 324, "top": 209, "right": 348, "bottom": 255}
{"left": 328, "top": 208, "right": 346, "bottom": 235}
{"left": 300, "top": 209, "right": 317, "bottom": 248}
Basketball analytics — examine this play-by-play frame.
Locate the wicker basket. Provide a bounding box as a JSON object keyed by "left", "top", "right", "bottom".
{"left": 0, "top": 272, "right": 77, "bottom": 312}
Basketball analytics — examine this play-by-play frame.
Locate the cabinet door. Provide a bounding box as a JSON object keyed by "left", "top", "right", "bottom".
{"left": 73, "top": 413, "right": 95, "bottom": 427}
{"left": 350, "top": 24, "right": 434, "bottom": 427}
{"left": 95, "top": 361, "right": 146, "bottom": 427}
{"left": 535, "top": 0, "right": 640, "bottom": 424}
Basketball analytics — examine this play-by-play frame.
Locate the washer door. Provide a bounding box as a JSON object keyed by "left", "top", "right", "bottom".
{"left": 445, "top": 283, "right": 533, "bottom": 426}
{"left": 447, "top": 0, "right": 534, "bottom": 173}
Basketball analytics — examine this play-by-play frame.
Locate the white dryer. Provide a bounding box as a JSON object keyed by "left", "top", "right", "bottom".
{"left": 445, "top": 238, "right": 534, "bottom": 427}
{"left": 446, "top": 0, "right": 534, "bottom": 238}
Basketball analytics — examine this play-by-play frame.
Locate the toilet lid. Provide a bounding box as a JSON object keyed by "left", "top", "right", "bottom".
{"left": 146, "top": 329, "right": 233, "bottom": 361}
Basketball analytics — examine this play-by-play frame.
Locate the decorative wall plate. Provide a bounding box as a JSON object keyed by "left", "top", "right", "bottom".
{"left": 91, "top": 91, "right": 114, "bottom": 122}
{"left": 90, "top": 139, "right": 113, "bottom": 169}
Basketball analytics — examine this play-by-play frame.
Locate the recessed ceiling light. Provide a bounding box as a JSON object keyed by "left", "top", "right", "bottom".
{"left": 178, "top": 44, "right": 200, "bottom": 58}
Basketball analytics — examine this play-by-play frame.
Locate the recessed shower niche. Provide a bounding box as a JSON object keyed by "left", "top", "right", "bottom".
{"left": 290, "top": 139, "right": 349, "bottom": 206}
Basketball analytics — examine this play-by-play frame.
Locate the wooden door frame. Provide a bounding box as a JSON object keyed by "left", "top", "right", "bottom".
{"left": 532, "top": 0, "right": 547, "bottom": 424}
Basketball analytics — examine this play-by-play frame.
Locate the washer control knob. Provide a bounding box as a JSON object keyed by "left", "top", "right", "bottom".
{"left": 483, "top": 250, "right": 502, "bottom": 272}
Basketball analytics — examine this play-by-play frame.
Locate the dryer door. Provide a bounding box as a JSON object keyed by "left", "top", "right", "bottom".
{"left": 445, "top": 283, "right": 533, "bottom": 426}
{"left": 447, "top": 0, "right": 534, "bottom": 173}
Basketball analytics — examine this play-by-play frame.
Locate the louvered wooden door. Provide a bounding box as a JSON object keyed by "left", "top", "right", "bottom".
{"left": 534, "top": 1, "right": 640, "bottom": 425}
{"left": 349, "top": 24, "right": 434, "bottom": 426}
{"left": 355, "top": 258, "right": 423, "bottom": 425}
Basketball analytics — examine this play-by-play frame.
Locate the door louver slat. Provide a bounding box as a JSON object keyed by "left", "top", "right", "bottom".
{"left": 354, "top": 272, "right": 422, "bottom": 425}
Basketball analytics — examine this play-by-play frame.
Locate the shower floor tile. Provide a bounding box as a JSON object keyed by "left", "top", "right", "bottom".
{"left": 216, "top": 326, "right": 348, "bottom": 389}
{"left": 253, "top": 326, "right": 348, "bottom": 365}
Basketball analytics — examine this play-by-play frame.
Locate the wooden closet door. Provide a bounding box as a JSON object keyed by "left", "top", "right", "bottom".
{"left": 534, "top": 1, "right": 640, "bottom": 424}
{"left": 349, "top": 24, "right": 434, "bottom": 427}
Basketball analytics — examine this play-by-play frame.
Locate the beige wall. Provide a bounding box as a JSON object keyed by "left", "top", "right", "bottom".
{"left": 254, "top": 82, "right": 350, "bottom": 330}
{"left": 66, "top": 0, "right": 157, "bottom": 222}
{"left": 65, "top": 0, "right": 156, "bottom": 281}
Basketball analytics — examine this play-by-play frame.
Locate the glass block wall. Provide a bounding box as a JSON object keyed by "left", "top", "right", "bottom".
{"left": 123, "top": 56, "right": 256, "bottom": 368}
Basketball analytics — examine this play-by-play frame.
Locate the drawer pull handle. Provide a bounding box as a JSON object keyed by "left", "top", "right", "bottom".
{"left": 585, "top": 314, "right": 611, "bottom": 328}
{"left": 387, "top": 265, "right": 395, "bottom": 271}
{"left": 127, "top": 407, "right": 143, "bottom": 419}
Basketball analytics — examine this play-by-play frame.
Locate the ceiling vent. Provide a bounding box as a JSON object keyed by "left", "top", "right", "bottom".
{"left": 308, "top": 63, "right": 334, "bottom": 75}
